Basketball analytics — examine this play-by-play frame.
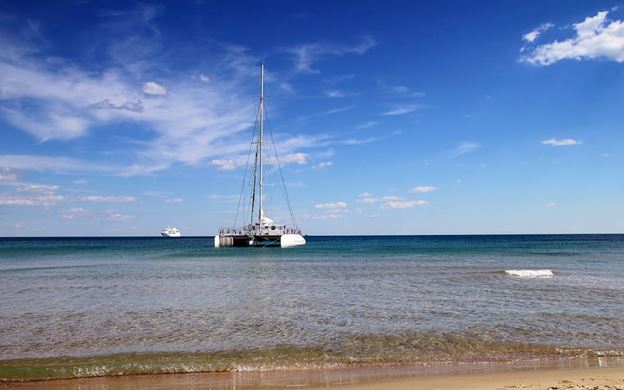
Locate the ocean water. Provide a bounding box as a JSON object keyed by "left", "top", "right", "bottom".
{"left": 1, "top": 235, "right": 623, "bottom": 379}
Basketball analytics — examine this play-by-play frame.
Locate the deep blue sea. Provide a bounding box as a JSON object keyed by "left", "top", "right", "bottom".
{"left": 1, "top": 235, "right": 623, "bottom": 379}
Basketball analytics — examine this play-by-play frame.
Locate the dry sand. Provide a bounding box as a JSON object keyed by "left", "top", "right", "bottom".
{"left": 2, "top": 366, "right": 623, "bottom": 390}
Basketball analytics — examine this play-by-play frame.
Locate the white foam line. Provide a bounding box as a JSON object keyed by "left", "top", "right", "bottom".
{"left": 505, "top": 269, "right": 554, "bottom": 278}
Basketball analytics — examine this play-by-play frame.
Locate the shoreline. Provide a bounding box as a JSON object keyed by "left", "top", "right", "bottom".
{"left": 3, "top": 356, "right": 624, "bottom": 389}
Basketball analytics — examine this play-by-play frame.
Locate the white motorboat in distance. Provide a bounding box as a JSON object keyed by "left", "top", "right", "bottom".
{"left": 215, "top": 64, "right": 305, "bottom": 248}
{"left": 161, "top": 227, "right": 181, "bottom": 237}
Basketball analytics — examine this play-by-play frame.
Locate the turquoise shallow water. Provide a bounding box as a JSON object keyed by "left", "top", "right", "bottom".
{"left": 1, "top": 235, "right": 623, "bottom": 378}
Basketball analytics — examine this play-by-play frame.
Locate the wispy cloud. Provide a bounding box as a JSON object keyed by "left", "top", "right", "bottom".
{"left": 0, "top": 13, "right": 326, "bottom": 177}
{"left": 449, "top": 142, "right": 480, "bottom": 157}
{"left": 381, "top": 104, "right": 427, "bottom": 116}
{"left": 285, "top": 36, "right": 376, "bottom": 74}
{"left": 312, "top": 161, "right": 333, "bottom": 170}
{"left": 0, "top": 155, "right": 116, "bottom": 173}
{"left": 545, "top": 202, "right": 557, "bottom": 208}
{"left": 0, "top": 169, "right": 17, "bottom": 182}
{"left": 165, "top": 197, "right": 184, "bottom": 204}
{"left": 17, "top": 184, "right": 59, "bottom": 193}
{"left": 521, "top": 11, "right": 624, "bottom": 65}
{"left": 342, "top": 137, "right": 379, "bottom": 145}
{"left": 211, "top": 159, "right": 237, "bottom": 171}
{"left": 522, "top": 22, "right": 554, "bottom": 43}
{"left": 0, "top": 194, "right": 64, "bottom": 207}
{"left": 356, "top": 121, "right": 380, "bottom": 129}
{"left": 357, "top": 192, "right": 378, "bottom": 204}
{"left": 379, "top": 82, "right": 425, "bottom": 98}
{"left": 142, "top": 81, "right": 167, "bottom": 95}
{"left": 314, "top": 201, "right": 347, "bottom": 210}
{"left": 541, "top": 138, "right": 582, "bottom": 146}
{"left": 61, "top": 207, "right": 94, "bottom": 220}
{"left": 77, "top": 195, "right": 136, "bottom": 203}
{"left": 105, "top": 211, "right": 135, "bottom": 221}
{"left": 325, "top": 89, "right": 346, "bottom": 98}
{"left": 381, "top": 199, "right": 428, "bottom": 209}
{"left": 0, "top": 175, "right": 137, "bottom": 207}
{"left": 410, "top": 186, "right": 436, "bottom": 193}
{"left": 325, "top": 106, "right": 354, "bottom": 114}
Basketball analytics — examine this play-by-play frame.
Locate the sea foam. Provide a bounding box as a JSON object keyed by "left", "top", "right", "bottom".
{"left": 504, "top": 269, "right": 554, "bottom": 278}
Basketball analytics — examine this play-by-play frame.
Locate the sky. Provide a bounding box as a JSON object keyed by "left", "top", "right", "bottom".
{"left": 1, "top": 0, "right": 624, "bottom": 236}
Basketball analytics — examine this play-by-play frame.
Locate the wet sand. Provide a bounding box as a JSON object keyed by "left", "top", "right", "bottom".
{"left": 329, "top": 366, "right": 624, "bottom": 390}
{"left": 3, "top": 365, "right": 624, "bottom": 390}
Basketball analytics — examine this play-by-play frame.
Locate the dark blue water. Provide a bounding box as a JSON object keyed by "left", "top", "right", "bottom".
{"left": 1, "top": 235, "right": 623, "bottom": 366}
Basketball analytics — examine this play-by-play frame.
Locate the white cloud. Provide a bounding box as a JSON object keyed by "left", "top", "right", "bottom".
{"left": 280, "top": 152, "right": 309, "bottom": 165}
{"left": 208, "top": 194, "right": 239, "bottom": 203}
{"left": 0, "top": 169, "right": 17, "bottom": 182}
{"left": 199, "top": 74, "right": 210, "bottom": 82}
{"left": 17, "top": 184, "right": 59, "bottom": 193}
{"left": 312, "top": 161, "right": 333, "bottom": 169}
{"left": 342, "top": 137, "right": 379, "bottom": 145}
{"left": 78, "top": 195, "right": 136, "bottom": 203}
{"left": 279, "top": 82, "right": 294, "bottom": 93}
{"left": 326, "top": 106, "right": 353, "bottom": 114}
{"left": 106, "top": 212, "right": 135, "bottom": 221}
{"left": 286, "top": 36, "right": 376, "bottom": 73}
{"left": 211, "top": 159, "right": 237, "bottom": 170}
{"left": 142, "top": 81, "right": 167, "bottom": 95}
{"left": 61, "top": 207, "right": 93, "bottom": 220}
{"left": 545, "top": 202, "right": 557, "bottom": 208}
{"left": 381, "top": 199, "right": 428, "bottom": 209}
{"left": 449, "top": 142, "right": 480, "bottom": 157}
{"left": 315, "top": 201, "right": 347, "bottom": 210}
{"left": 410, "top": 186, "right": 436, "bottom": 193}
{"left": 0, "top": 31, "right": 323, "bottom": 176}
{"left": 541, "top": 138, "right": 582, "bottom": 146}
{"left": 356, "top": 121, "right": 380, "bottom": 129}
{"left": 358, "top": 192, "right": 378, "bottom": 204}
{"left": 381, "top": 104, "right": 427, "bottom": 116}
{"left": 165, "top": 197, "right": 184, "bottom": 204}
{"left": 300, "top": 211, "right": 343, "bottom": 220}
{"left": 522, "top": 11, "right": 624, "bottom": 65}
{"left": 325, "top": 89, "right": 345, "bottom": 98}
{"left": 0, "top": 154, "right": 114, "bottom": 173}
{"left": 523, "top": 22, "right": 554, "bottom": 42}
{"left": 380, "top": 83, "right": 426, "bottom": 97}
{"left": 0, "top": 194, "right": 64, "bottom": 206}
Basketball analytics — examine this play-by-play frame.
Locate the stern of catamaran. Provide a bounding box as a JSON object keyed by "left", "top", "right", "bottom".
{"left": 214, "top": 220, "right": 305, "bottom": 248}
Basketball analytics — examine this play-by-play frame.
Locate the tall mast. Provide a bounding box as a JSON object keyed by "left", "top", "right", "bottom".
{"left": 258, "top": 63, "right": 264, "bottom": 225}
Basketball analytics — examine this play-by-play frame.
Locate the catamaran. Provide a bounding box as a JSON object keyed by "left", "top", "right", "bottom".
{"left": 214, "top": 64, "right": 305, "bottom": 248}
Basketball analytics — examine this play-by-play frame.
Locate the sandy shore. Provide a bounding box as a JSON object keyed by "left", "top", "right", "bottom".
{"left": 2, "top": 365, "right": 624, "bottom": 390}
{"left": 327, "top": 366, "right": 624, "bottom": 390}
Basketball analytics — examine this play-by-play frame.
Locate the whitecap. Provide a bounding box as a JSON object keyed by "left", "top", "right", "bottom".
{"left": 504, "top": 269, "right": 554, "bottom": 278}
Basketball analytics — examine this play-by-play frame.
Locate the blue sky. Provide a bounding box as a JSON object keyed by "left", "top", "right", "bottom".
{"left": 1, "top": 0, "right": 623, "bottom": 236}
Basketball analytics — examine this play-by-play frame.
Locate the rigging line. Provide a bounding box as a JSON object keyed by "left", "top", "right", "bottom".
{"left": 263, "top": 101, "right": 298, "bottom": 229}
{"left": 234, "top": 103, "right": 261, "bottom": 228}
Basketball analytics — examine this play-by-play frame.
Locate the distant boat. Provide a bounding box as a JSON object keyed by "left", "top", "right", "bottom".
{"left": 161, "top": 227, "right": 181, "bottom": 238}
{"left": 215, "top": 64, "right": 305, "bottom": 248}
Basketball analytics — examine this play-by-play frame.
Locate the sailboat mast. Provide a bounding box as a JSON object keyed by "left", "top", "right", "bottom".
{"left": 258, "top": 63, "right": 264, "bottom": 226}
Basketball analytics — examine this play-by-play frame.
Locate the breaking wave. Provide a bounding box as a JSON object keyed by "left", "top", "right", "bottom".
{"left": 504, "top": 269, "right": 554, "bottom": 278}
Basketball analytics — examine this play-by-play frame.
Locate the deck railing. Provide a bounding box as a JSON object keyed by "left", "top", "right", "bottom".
{"left": 218, "top": 225, "right": 301, "bottom": 236}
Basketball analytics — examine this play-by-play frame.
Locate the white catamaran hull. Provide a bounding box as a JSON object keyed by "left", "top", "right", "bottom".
{"left": 280, "top": 234, "right": 306, "bottom": 248}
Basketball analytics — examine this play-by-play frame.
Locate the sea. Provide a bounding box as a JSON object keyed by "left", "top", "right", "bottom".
{"left": 1, "top": 234, "right": 623, "bottom": 381}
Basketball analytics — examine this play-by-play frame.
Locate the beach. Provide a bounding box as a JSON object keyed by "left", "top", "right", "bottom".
{"left": 1, "top": 235, "right": 623, "bottom": 386}
{"left": 3, "top": 365, "right": 624, "bottom": 389}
